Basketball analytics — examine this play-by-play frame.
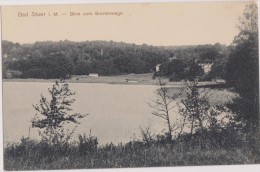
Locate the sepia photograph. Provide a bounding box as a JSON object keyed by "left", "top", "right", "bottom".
{"left": 1, "top": 0, "right": 259, "bottom": 171}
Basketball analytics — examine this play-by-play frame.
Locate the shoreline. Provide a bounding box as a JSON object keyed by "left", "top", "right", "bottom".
{"left": 2, "top": 78, "right": 222, "bottom": 88}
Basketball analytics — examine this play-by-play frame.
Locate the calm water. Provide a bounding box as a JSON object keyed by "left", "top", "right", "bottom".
{"left": 3, "top": 82, "right": 177, "bottom": 145}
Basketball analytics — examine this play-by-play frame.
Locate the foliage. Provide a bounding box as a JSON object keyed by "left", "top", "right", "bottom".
{"left": 160, "top": 59, "right": 185, "bottom": 80}
{"left": 183, "top": 59, "right": 204, "bottom": 81}
{"left": 178, "top": 80, "right": 236, "bottom": 148}
{"left": 78, "top": 132, "right": 98, "bottom": 156}
{"left": 139, "top": 126, "right": 156, "bottom": 146}
{"left": 3, "top": 40, "right": 229, "bottom": 80}
{"left": 4, "top": 132, "right": 259, "bottom": 170}
{"left": 114, "top": 55, "right": 147, "bottom": 74}
{"left": 158, "top": 58, "right": 205, "bottom": 82}
{"left": 8, "top": 52, "right": 75, "bottom": 79}
{"left": 226, "top": 2, "right": 259, "bottom": 132}
{"left": 74, "top": 58, "right": 92, "bottom": 75}
{"left": 179, "top": 81, "right": 210, "bottom": 136}
{"left": 3, "top": 70, "right": 22, "bottom": 79}
{"left": 151, "top": 73, "right": 234, "bottom": 145}
{"left": 164, "top": 43, "right": 230, "bottom": 81}
{"left": 149, "top": 77, "right": 183, "bottom": 141}
{"left": 32, "top": 79, "right": 87, "bottom": 144}
{"left": 2, "top": 40, "right": 169, "bottom": 78}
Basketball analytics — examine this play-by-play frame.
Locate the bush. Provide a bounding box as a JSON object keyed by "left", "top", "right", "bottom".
{"left": 4, "top": 70, "right": 22, "bottom": 79}
{"left": 4, "top": 132, "right": 259, "bottom": 171}
{"left": 32, "top": 79, "right": 87, "bottom": 144}
{"left": 169, "top": 72, "right": 180, "bottom": 82}
{"left": 78, "top": 133, "right": 98, "bottom": 156}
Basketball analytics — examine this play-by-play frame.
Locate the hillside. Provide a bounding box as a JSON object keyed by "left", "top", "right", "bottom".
{"left": 2, "top": 40, "right": 229, "bottom": 80}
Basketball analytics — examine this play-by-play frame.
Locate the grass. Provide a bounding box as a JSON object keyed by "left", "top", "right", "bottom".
{"left": 204, "top": 88, "right": 239, "bottom": 106}
{"left": 3, "top": 73, "right": 226, "bottom": 87}
{"left": 2, "top": 73, "right": 157, "bottom": 85}
{"left": 4, "top": 132, "right": 260, "bottom": 171}
{"left": 166, "top": 87, "right": 238, "bottom": 106}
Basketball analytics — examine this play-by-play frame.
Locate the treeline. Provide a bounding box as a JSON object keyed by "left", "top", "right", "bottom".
{"left": 2, "top": 40, "right": 229, "bottom": 80}
{"left": 161, "top": 43, "right": 230, "bottom": 81}
{"left": 2, "top": 40, "right": 169, "bottom": 79}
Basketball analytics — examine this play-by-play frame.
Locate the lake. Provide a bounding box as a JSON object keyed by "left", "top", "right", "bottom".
{"left": 3, "top": 82, "right": 178, "bottom": 145}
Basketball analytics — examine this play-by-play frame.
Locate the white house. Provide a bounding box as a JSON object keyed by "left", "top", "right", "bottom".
{"left": 155, "top": 64, "right": 161, "bottom": 72}
{"left": 199, "top": 63, "right": 213, "bottom": 74}
{"left": 213, "top": 78, "right": 225, "bottom": 83}
{"left": 89, "top": 73, "right": 99, "bottom": 77}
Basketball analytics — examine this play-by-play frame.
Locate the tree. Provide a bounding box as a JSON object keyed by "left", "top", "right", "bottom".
{"left": 237, "top": 3, "right": 258, "bottom": 34}
{"left": 43, "top": 53, "right": 75, "bottom": 79}
{"left": 74, "top": 58, "right": 91, "bottom": 75}
{"left": 160, "top": 59, "right": 185, "bottom": 81}
{"left": 114, "top": 55, "right": 147, "bottom": 74}
{"left": 179, "top": 80, "right": 210, "bottom": 137}
{"left": 149, "top": 77, "right": 181, "bottom": 141}
{"left": 206, "top": 58, "right": 227, "bottom": 80}
{"left": 226, "top": 2, "right": 259, "bottom": 133}
{"left": 183, "top": 59, "right": 204, "bottom": 81}
{"left": 178, "top": 80, "right": 234, "bottom": 148}
{"left": 32, "top": 79, "right": 87, "bottom": 144}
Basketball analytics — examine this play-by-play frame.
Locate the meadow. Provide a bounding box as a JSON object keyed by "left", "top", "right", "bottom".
{"left": 3, "top": 73, "right": 220, "bottom": 87}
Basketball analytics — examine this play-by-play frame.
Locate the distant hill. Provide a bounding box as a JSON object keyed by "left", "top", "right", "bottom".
{"left": 2, "top": 40, "right": 230, "bottom": 79}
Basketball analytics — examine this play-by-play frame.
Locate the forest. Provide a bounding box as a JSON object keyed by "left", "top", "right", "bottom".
{"left": 2, "top": 40, "right": 229, "bottom": 81}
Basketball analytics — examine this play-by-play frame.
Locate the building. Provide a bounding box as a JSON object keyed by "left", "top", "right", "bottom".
{"left": 89, "top": 73, "right": 99, "bottom": 77}
{"left": 155, "top": 64, "right": 161, "bottom": 72}
{"left": 213, "top": 78, "right": 225, "bottom": 83}
{"left": 199, "top": 63, "right": 213, "bottom": 74}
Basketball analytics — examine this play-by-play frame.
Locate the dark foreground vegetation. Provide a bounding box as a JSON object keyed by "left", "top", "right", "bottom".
{"left": 4, "top": 131, "right": 260, "bottom": 170}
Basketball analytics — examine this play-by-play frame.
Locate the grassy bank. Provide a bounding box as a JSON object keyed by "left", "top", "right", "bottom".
{"left": 3, "top": 73, "right": 224, "bottom": 87}
{"left": 4, "top": 132, "right": 260, "bottom": 170}
{"left": 3, "top": 73, "right": 156, "bottom": 84}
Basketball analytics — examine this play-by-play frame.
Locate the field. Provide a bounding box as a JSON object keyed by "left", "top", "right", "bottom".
{"left": 3, "top": 73, "right": 222, "bottom": 87}
{"left": 3, "top": 73, "right": 157, "bottom": 84}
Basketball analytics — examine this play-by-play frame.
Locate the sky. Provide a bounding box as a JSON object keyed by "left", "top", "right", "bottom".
{"left": 1, "top": 1, "right": 251, "bottom": 46}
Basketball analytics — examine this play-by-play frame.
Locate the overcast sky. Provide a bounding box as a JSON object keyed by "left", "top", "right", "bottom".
{"left": 2, "top": 1, "right": 249, "bottom": 46}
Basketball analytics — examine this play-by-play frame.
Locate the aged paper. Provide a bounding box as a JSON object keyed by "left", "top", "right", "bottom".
{"left": 1, "top": 1, "right": 259, "bottom": 171}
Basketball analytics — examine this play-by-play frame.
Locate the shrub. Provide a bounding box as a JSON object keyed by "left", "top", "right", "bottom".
{"left": 32, "top": 79, "right": 87, "bottom": 144}
{"left": 78, "top": 132, "right": 98, "bottom": 156}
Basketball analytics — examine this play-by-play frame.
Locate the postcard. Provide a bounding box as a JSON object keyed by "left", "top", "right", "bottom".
{"left": 1, "top": 1, "right": 259, "bottom": 171}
